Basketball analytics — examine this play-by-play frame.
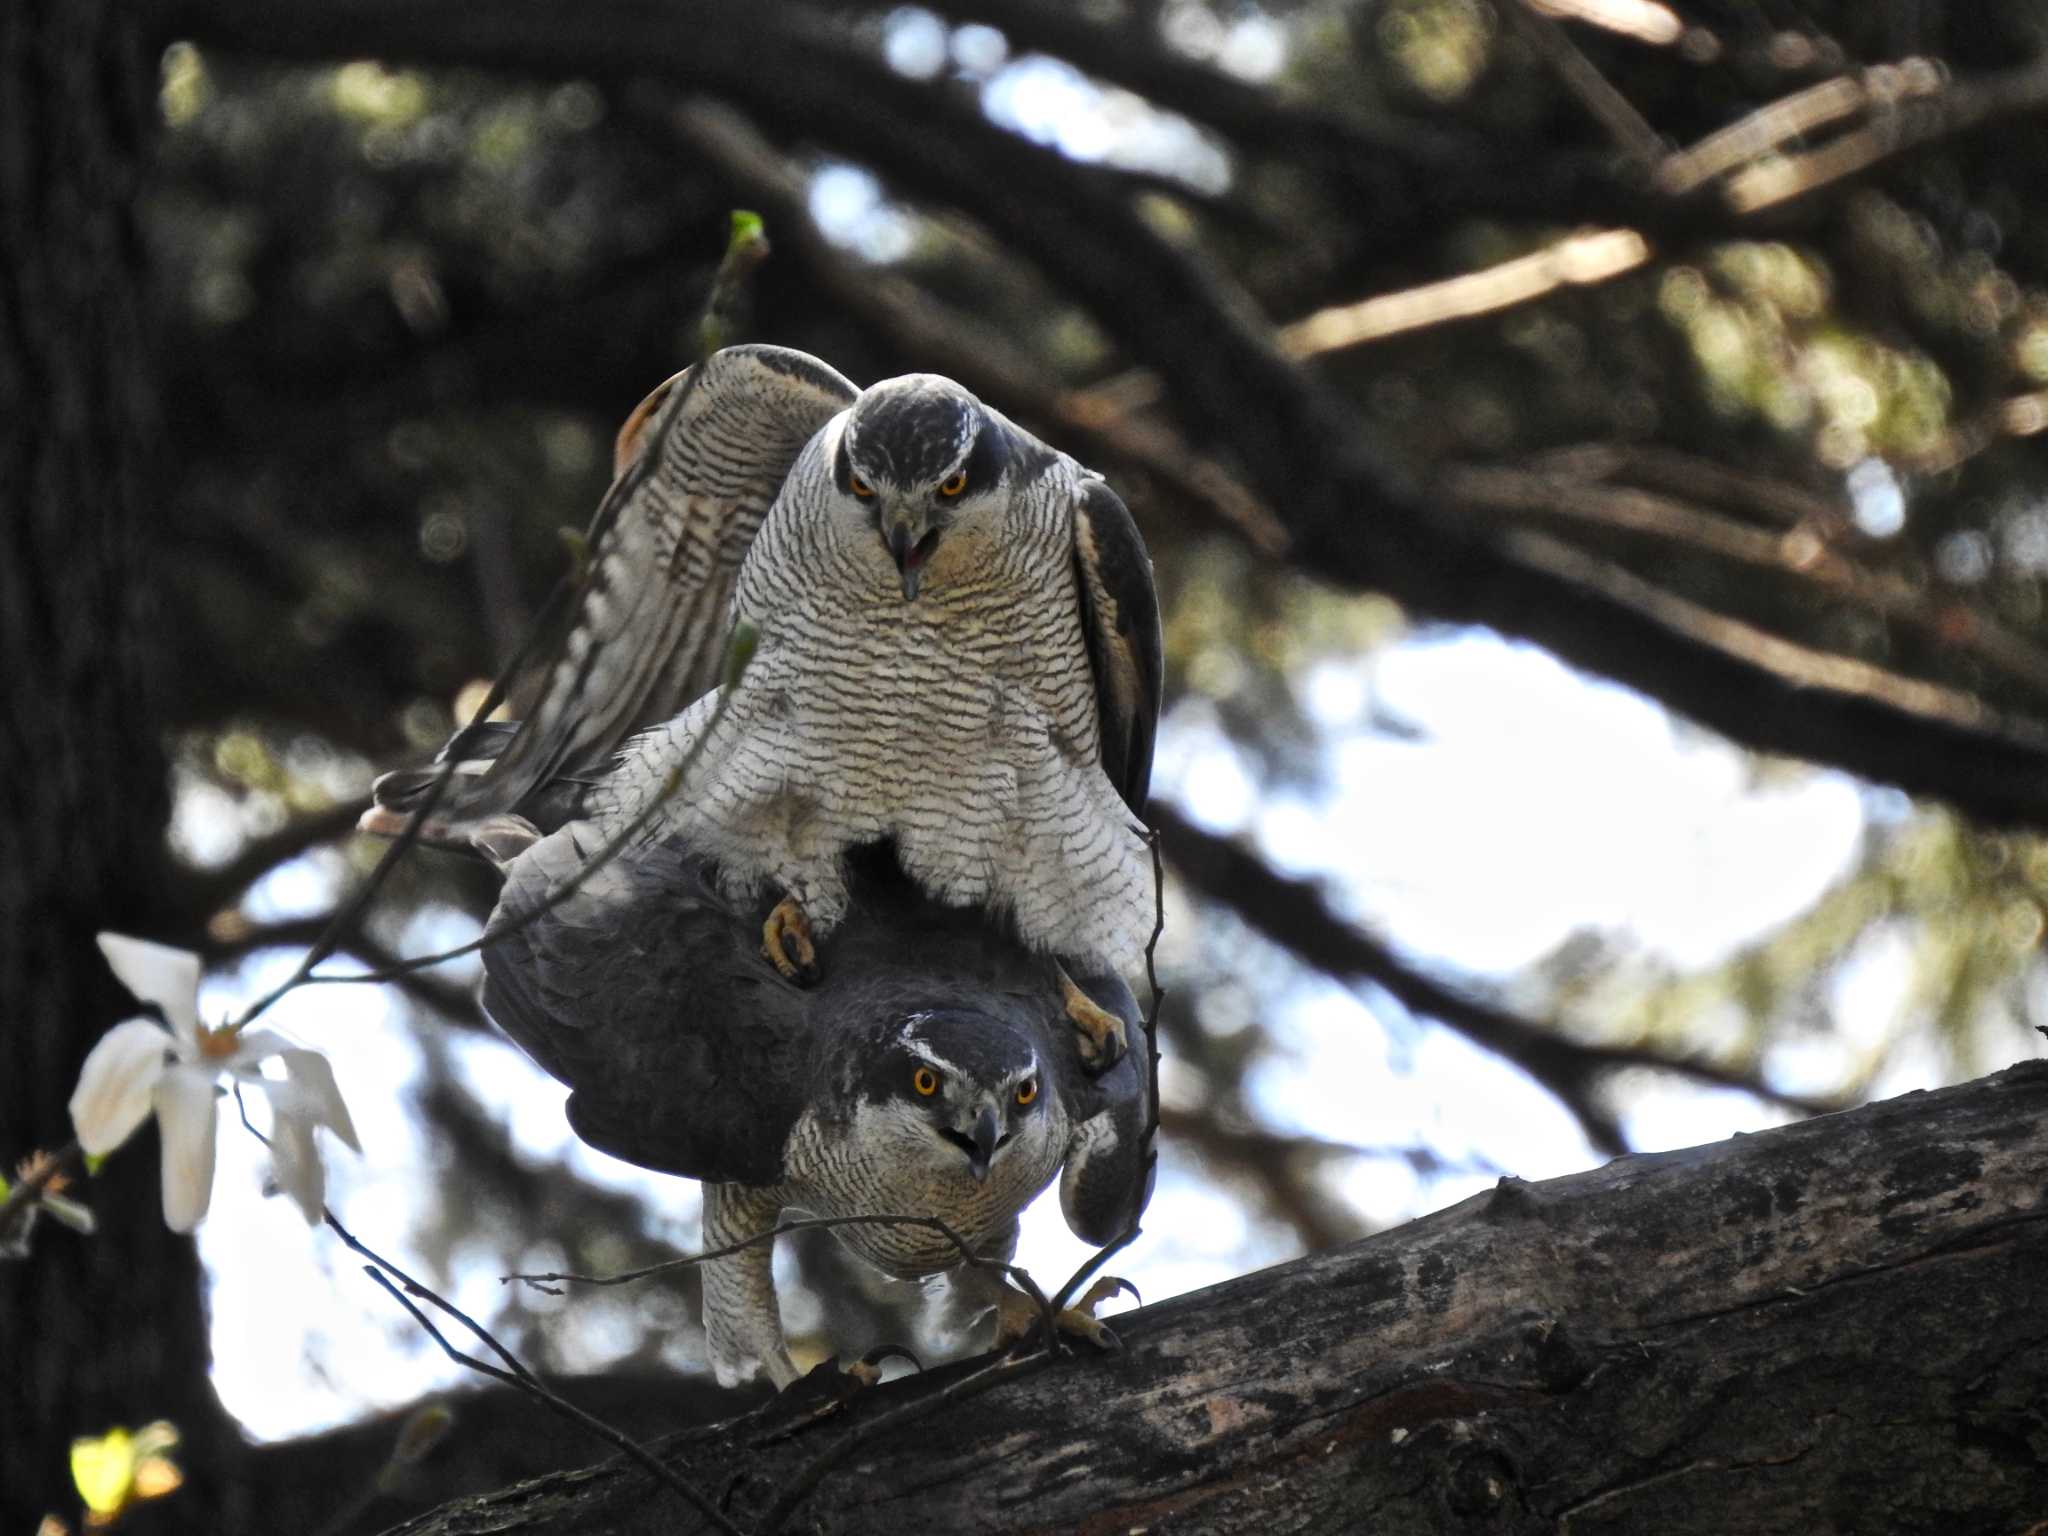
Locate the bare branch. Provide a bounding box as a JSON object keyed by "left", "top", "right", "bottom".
{"left": 1504, "top": 0, "right": 1667, "bottom": 171}
{"left": 324, "top": 1207, "right": 746, "bottom": 1535}
{"left": 176, "top": 797, "right": 371, "bottom": 919}
{"left": 1153, "top": 803, "right": 1850, "bottom": 1156}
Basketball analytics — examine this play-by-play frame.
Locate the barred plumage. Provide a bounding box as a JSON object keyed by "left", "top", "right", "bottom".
{"left": 483, "top": 833, "right": 1151, "bottom": 1388}
{"left": 375, "top": 347, "right": 1162, "bottom": 987}
{"left": 595, "top": 381, "right": 1158, "bottom": 975}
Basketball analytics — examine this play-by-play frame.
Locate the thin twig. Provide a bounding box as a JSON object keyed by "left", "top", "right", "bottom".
{"left": 502, "top": 1211, "right": 1051, "bottom": 1323}
{"left": 229, "top": 212, "right": 770, "bottom": 1025}
{"left": 0, "top": 1138, "right": 83, "bottom": 1252}
{"left": 289, "top": 642, "right": 748, "bottom": 988}
{"left": 222, "top": 583, "right": 571, "bottom": 1032}
{"left": 1506, "top": 0, "right": 1667, "bottom": 172}
{"left": 328, "top": 1208, "right": 744, "bottom": 1535}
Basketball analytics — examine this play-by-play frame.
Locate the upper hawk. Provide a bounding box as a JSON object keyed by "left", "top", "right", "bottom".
{"left": 369, "top": 345, "right": 1162, "bottom": 1064}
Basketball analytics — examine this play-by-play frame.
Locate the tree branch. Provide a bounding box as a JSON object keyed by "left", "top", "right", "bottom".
{"left": 155, "top": 0, "right": 2048, "bottom": 829}
{"left": 1152, "top": 803, "right": 1847, "bottom": 1156}
{"left": 176, "top": 797, "right": 370, "bottom": 918}
{"left": 385, "top": 1061, "right": 2048, "bottom": 1533}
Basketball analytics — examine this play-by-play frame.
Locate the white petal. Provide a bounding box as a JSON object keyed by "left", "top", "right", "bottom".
{"left": 154, "top": 1066, "right": 220, "bottom": 1232}
{"left": 68, "top": 1019, "right": 171, "bottom": 1156}
{"left": 267, "top": 1113, "right": 326, "bottom": 1224}
{"left": 96, "top": 933, "right": 201, "bottom": 1044}
{"left": 280, "top": 1049, "right": 361, "bottom": 1152}
{"left": 223, "top": 1028, "right": 292, "bottom": 1073}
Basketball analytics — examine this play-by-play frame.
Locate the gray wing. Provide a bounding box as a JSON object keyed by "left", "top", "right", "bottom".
{"left": 468, "top": 344, "right": 858, "bottom": 815}
{"left": 1071, "top": 476, "right": 1163, "bottom": 815}
{"left": 480, "top": 823, "right": 812, "bottom": 1184}
{"left": 1053, "top": 972, "right": 1154, "bottom": 1244}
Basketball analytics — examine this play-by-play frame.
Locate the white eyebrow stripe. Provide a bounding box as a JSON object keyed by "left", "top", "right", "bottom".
{"left": 904, "top": 1042, "right": 967, "bottom": 1077}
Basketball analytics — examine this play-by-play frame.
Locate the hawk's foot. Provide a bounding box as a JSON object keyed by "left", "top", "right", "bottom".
{"left": 845, "top": 1343, "right": 923, "bottom": 1387}
{"left": 1058, "top": 965, "right": 1127, "bottom": 1074}
{"left": 992, "top": 1275, "right": 1138, "bottom": 1354}
{"left": 762, "top": 896, "right": 820, "bottom": 985}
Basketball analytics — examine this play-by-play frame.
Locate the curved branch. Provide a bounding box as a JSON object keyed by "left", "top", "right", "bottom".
{"left": 385, "top": 1062, "right": 2048, "bottom": 1534}
{"left": 176, "top": 797, "right": 370, "bottom": 918}
{"left": 1152, "top": 803, "right": 1849, "bottom": 1156}
{"left": 154, "top": 0, "right": 2048, "bottom": 829}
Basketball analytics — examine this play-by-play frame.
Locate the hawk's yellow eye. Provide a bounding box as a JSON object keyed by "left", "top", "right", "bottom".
{"left": 938, "top": 470, "right": 967, "bottom": 498}
{"left": 913, "top": 1066, "right": 940, "bottom": 1096}
{"left": 850, "top": 474, "right": 875, "bottom": 498}
{"left": 1015, "top": 1078, "right": 1038, "bottom": 1107}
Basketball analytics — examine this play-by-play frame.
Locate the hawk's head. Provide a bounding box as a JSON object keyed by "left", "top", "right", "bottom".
{"left": 855, "top": 1008, "right": 1050, "bottom": 1184}
{"left": 834, "top": 375, "right": 1010, "bottom": 601}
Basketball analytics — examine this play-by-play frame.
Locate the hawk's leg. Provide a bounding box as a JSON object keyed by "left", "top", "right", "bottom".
{"left": 991, "top": 1275, "right": 1138, "bottom": 1353}
{"left": 701, "top": 1183, "right": 800, "bottom": 1389}
{"left": 1058, "top": 963, "right": 1127, "bottom": 1073}
{"left": 761, "top": 895, "right": 819, "bottom": 985}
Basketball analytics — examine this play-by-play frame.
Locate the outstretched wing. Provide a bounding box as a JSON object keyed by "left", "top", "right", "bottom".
{"left": 474, "top": 344, "right": 858, "bottom": 814}
{"left": 1071, "top": 476, "right": 1163, "bottom": 815}
{"left": 479, "top": 824, "right": 809, "bottom": 1185}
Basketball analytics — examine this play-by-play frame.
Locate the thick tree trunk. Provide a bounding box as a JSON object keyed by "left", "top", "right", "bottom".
{"left": 380, "top": 1062, "right": 2048, "bottom": 1535}
{"left": 0, "top": 4, "right": 234, "bottom": 1528}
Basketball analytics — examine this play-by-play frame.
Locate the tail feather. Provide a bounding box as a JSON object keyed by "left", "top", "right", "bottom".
{"left": 359, "top": 719, "right": 586, "bottom": 855}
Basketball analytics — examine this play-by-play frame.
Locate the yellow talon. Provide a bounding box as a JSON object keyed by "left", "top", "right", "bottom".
{"left": 762, "top": 896, "right": 819, "bottom": 984}
{"left": 992, "top": 1275, "right": 1136, "bottom": 1353}
{"left": 1059, "top": 965, "right": 1127, "bottom": 1073}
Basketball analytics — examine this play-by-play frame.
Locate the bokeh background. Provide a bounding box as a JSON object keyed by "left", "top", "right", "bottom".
{"left": 10, "top": 0, "right": 2048, "bottom": 1528}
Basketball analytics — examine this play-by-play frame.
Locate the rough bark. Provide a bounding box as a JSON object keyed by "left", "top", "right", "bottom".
{"left": 0, "top": 1, "right": 239, "bottom": 1528}
{"left": 376, "top": 1061, "right": 2048, "bottom": 1536}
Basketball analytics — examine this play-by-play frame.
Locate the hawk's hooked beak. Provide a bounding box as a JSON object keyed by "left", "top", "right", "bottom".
{"left": 881, "top": 514, "right": 939, "bottom": 602}
{"left": 963, "top": 1104, "right": 1001, "bottom": 1183}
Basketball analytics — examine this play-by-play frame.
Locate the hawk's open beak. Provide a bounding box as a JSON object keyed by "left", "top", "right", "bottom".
{"left": 964, "top": 1104, "right": 1000, "bottom": 1183}
{"left": 882, "top": 517, "right": 939, "bottom": 602}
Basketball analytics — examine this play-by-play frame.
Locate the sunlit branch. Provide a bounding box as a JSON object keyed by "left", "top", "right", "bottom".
{"left": 1276, "top": 228, "right": 1651, "bottom": 357}
{"left": 1526, "top": 0, "right": 1685, "bottom": 48}
{"left": 1660, "top": 52, "right": 2048, "bottom": 211}
{"left": 1503, "top": 528, "right": 2029, "bottom": 734}
{"left": 1445, "top": 462, "right": 2048, "bottom": 708}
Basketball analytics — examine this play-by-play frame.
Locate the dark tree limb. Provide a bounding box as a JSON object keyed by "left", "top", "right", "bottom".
{"left": 1152, "top": 803, "right": 1847, "bottom": 1157}
{"left": 151, "top": 0, "right": 2048, "bottom": 832}
{"left": 380, "top": 1061, "right": 2048, "bottom": 1534}
{"left": 176, "top": 796, "right": 371, "bottom": 918}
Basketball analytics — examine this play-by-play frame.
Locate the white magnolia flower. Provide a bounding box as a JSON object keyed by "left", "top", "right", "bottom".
{"left": 68, "top": 934, "right": 360, "bottom": 1231}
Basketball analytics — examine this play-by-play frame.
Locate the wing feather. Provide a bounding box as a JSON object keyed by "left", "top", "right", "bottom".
{"left": 475, "top": 344, "right": 858, "bottom": 813}
{"left": 480, "top": 825, "right": 805, "bottom": 1184}
{"left": 1071, "top": 476, "right": 1163, "bottom": 815}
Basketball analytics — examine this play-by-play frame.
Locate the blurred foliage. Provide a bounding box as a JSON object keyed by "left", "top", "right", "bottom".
{"left": 127, "top": 0, "right": 2048, "bottom": 1417}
